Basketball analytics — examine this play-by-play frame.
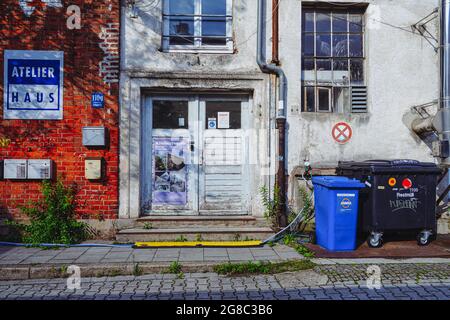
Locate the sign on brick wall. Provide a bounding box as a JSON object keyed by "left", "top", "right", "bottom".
{"left": 3, "top": 50, "right": 64, "bottom": 120}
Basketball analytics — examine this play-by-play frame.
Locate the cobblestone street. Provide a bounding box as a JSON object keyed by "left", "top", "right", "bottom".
{"left": 0, "top": 264, "right": 448, "bottom": 300}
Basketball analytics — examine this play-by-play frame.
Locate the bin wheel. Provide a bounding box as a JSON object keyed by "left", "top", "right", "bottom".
{"left": 367, "top": 233, "right": 383, "bottom": 248}
{"left": 417, "top": 231, "right": 432, "bottom": 246}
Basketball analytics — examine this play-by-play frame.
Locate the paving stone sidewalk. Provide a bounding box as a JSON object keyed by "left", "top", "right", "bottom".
{"left": 0, "top": 244, "right": 302, "bottom": 266}
{"left": 0, "top": 264, "right": 449, "bottom": 300}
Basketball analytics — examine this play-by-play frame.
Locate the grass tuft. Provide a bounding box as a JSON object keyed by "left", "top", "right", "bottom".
{"left": 213, "top": 259, "right": 316, "bottom": 276}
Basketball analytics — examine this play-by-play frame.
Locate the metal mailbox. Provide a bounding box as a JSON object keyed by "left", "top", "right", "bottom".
{"left": 3, "top": 159, "right": 27, "bottom": 179}
{"left": 27, "top": 159, "right": 53, "bottom": 180}
{"left": 82, "top": 127, "right": 107, "bottom": 147}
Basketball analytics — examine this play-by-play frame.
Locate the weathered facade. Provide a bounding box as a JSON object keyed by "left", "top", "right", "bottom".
{"left": 119, "top": 0, "right": 449, "bottom": 233}
{"left": 0, "top": 0, "right": 448, "bottom": 238}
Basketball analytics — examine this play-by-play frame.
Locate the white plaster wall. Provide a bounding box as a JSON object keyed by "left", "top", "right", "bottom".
{"left": 122, "top": 0, "right": 262, "bottom": 74}
{"left": 120, "top": 0, "right": 442, "bottom": 218}
{"left": 120, "top": 0, "right": 278, "bottom": 218}
{"left": 281, "top": 0, "right": 440, "bottom": 172}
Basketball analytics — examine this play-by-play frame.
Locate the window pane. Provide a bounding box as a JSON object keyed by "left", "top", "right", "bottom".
{"left": 303, "top": 34, "right": 315, "bottom": 56}
{"left": 318, "top": 88, "right": 331, "bottom": 111}
{"left": 202, "top": 0, "right": 226, "bottom": 15}
{"left": 302, "top": 58, "right": 315, "bottom": 81}
{"left": 349, "top": 34, "right": 363, "bottom": 57}
{"left": 303, "top": 11, "right": 315, "bottom": 32}
{"left": 316, "top": 34, "right": 331, "bottom": 56}
{"left": 333, "top": 34, "right": 348, "bottom": 57}
{"left": 333, "top": 87, "right": 349, "bottom": 113}
{"left": 202, "top": 17, "right": 227, "bottom": 45}
{"left": 205, "top": 101, "right": 241, "bottom": 129}
{"left": 333, "top": 59, "right": 349, "bottom": 84}
{"left": 333, "top": 13, "right": 348, "bottom": 33}
{"left": 316, "top": 13, "right": 331, "bottom": 32}
{"left": 349, "top": 14, "right": 363, "bottom": 33}
{"left": 304, "top": 87, "right": 315, "bottom": 112}
{"left": 169, "top": 0, "right": 195, "bottom": 14}
{"left": 317, "top": 59, "right": 332, "bottom": 82}
{"left": 153, "top": 101, "right": 189, "bottom": 129}
{"left": 350, "top": 59, "right": 364, "bottom": 85}
{"left": 169, "top": 18, "right": 195, "bottom": 45}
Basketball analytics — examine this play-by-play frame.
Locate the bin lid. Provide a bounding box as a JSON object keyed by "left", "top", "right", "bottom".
{"left": 337, "top": 159, "right": 442, "bottom": 174}
{"left": 312, "top": 176, "right": 366, "bottom": 188}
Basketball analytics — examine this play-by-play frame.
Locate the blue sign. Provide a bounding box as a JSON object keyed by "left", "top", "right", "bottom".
{"left": 208, "top": 118, "right": 217, "bottom": 129}
{"left": 4, "top": 50, "right": 64, "bottom": 120}
{"left": 91, "top": 92, "right": 105, "bottom": 109}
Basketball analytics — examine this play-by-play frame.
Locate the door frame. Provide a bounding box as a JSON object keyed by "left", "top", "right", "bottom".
{"left": 141, "top": 94, "right": 251, "bottom": 216}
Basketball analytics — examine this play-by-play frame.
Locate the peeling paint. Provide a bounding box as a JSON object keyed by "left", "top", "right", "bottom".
{"left": 98, "top": 23, "right": 120, "bottom": 90}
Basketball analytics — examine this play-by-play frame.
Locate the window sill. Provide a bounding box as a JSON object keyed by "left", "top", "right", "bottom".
{"left": 162, "top": 47, "right": 234, "bottom": 55}
{"left": 300, "top": 111, "right": 369, "bottom": 116}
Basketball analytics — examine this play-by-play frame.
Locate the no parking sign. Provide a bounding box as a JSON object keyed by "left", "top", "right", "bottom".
{"left": 332, "top": 122, "right": 353, "bottom": 144}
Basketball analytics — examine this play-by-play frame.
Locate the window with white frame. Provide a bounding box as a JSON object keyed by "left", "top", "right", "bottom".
{"left": 301, "top": 8, "right": 366, "bottom": 113}
{"left": 162, "top": 0, "right": 233, "bottom": 52}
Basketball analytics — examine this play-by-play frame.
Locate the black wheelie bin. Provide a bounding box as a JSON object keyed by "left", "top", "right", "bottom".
{"left": 336, "top": 160, "right": 442, "bottom": 248}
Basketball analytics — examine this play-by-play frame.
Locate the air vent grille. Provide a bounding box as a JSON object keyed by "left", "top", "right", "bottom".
{"left": 351, "top": 86, "right": 368, "bottom": 113}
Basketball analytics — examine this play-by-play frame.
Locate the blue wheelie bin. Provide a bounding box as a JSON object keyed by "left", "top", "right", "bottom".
{"left": 312, "top": 176, "right": 366, "bottom": 251}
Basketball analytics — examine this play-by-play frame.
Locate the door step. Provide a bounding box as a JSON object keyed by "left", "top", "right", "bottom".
{"left": 116, "top": 227, "right": 274, "bottom": 242}
{"left": 136, "top": 215, "right": 268, "bottom": 228}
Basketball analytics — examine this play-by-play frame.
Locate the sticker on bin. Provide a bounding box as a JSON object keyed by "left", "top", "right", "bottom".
{"left": 340, "top": 198, "right": 352, "bottom": 209}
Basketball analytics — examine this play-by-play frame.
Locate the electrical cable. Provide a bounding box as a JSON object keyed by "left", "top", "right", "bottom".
{"left": 262, "top": 172, "right": 314, "bottom": 244}
{"left": 0, "top": 242, "right": 133, "bottom": 248}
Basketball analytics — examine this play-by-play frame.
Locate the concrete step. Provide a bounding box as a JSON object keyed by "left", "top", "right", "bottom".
{"left": 136, "top": 215, "right": 268, "bottom": 228}
{"left": 116, "top": 227, "right": 274, "bottom": 242}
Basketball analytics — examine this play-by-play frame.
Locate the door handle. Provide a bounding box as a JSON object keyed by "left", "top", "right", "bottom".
{"left": 190, "top": 141, "right": 194, "bottom": 152}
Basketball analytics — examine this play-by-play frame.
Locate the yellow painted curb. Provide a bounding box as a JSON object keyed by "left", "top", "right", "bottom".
{"left": 134, "top": 241, "right": 263, "bottom": 248}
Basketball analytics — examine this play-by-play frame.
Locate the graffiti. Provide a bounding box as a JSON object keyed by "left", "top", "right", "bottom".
{"left": 98, "top": 23, "right": 120, "bottom": 89}
{"left": 389, "top": 198, "right": 419, "bottom": 213}
{"left": 18, "top": 0, "right": 63, "bottom": 17}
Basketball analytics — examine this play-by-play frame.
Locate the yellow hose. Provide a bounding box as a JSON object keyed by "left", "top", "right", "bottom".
{"left": 134, "top": 240, "right": 263, "bottom": 248}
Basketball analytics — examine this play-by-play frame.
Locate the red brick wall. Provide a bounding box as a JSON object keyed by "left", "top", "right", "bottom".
{"left": 0, "top": 0, "right": 120, "bottom": 220}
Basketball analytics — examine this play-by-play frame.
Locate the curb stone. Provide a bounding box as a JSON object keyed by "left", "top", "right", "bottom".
{"left": 0, "top": 262, "right": 223, "bottom": 280}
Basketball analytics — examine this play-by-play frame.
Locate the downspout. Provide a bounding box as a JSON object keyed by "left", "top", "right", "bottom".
{"left": 272, "top": 0, "right": 280, "bottom": 64}
{"left": 439, "top": 0, "right": 450, "bottom": 166}
{"left": 257, "top": 0, "right": 288, "bottom": 227}
{"left": 413, "top": 0, "right": 450, "bottom": 166}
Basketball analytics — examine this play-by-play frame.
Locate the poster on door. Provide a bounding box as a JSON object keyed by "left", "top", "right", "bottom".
{"left": 152, "top": 137, "right": 189, "bottom": 206}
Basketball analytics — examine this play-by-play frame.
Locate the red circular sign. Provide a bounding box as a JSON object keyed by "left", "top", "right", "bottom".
{"left": 332, "top": 122, "right": 353, "bottom": 144}
{"left": 402, "top": 178, "right": 412, "bottom": 189}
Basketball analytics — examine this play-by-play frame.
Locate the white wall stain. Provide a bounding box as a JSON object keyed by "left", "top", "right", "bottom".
{"left": 18, "top": 0, "right": 63, "bottom": 17}
{"left": 98, "top": 23, "right": 120, "bottom": 91}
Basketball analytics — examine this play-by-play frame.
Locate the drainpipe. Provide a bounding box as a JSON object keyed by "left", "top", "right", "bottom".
{"left": 412, "top": 0, "right": 450, "bottom": 167}
{"left": 272, "top": 0, "right": 280, "bottom": 64}
{"left": 257, "top": 0, "right": 288, "bottom": 227}
{"left": 439, "top": 0, "right": 450, "bottom": 166}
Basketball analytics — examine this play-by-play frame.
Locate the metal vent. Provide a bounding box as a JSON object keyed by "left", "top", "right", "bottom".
{"left": 351, "top": 86, "right": 368, "bottom": 113}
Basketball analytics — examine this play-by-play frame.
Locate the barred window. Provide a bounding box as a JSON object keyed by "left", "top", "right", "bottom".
{"left": 302, "top": 9, "right": 366, "bottom": 113}
{"left": 162, "top": 0, "right": 233, "bottom": 52}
